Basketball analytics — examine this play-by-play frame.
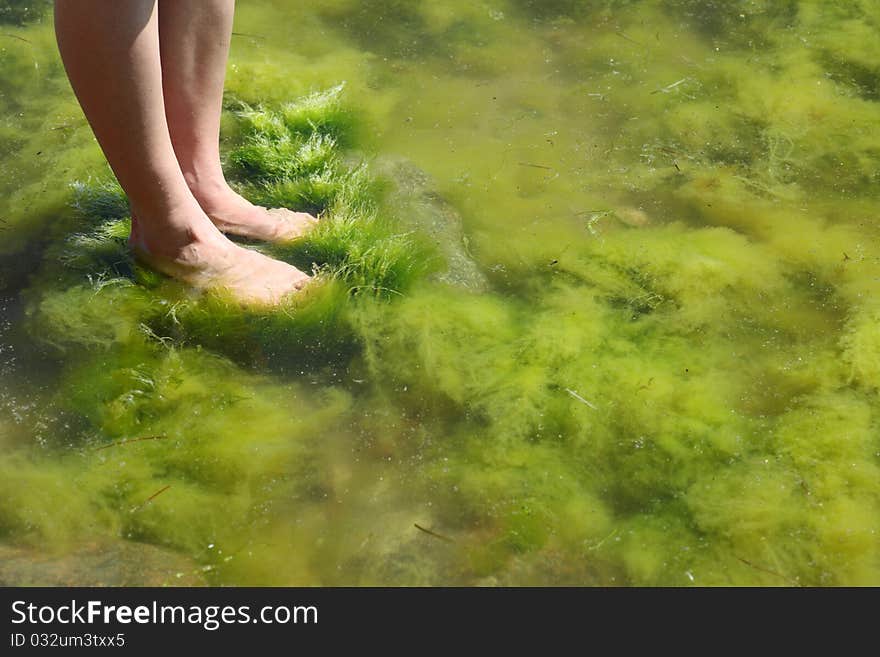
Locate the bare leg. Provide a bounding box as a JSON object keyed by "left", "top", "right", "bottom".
{"left": 54, "top": 0, "right": 309, "bottom": 304}
{"left": 158, "top": 0, "right": 317, "bottom": 242}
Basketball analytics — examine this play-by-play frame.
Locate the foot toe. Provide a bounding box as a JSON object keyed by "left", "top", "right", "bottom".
{"left": 266, "top": 207, "right": 320, "bottom": 241}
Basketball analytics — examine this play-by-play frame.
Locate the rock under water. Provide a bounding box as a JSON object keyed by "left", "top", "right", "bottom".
{"left": 0, "top": 541, "right": 206, "bottom": 587}
{"left": 374, "top": 156, "right": 489, "bottom": 292}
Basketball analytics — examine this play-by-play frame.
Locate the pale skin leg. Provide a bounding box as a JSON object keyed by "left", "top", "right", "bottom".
{"left": 158, "top": 0, "right": 317, "bottom": 241}
{"left": 54, "top": 0, "right": 309, "bottom": 305}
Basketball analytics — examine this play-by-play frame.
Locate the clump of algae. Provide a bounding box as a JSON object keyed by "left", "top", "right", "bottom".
{"left": 4, "top": 1, "right": 880, "bottom": 587}
{"left": 330, "top": 0, "right": 880, "bottom": 585}
{"left": 841, "top": 304, "right": 880, "bottom": 392}
{"left": 0, "top": 340, "right": 356, "bottom": 567}
{"left": 24, "top": 85, "right": 439, "bottom": 372}
{"left": 227, "top": 86, "right": 438, "bottom": 294}
{"left": 344, "top": 273, "right": 877, "bottom": 584}
{"left": 0, "top": 22, "right": 108, "bottom": 269}
{"left": 6, "top": 85, "right": 436, "bottom": 573}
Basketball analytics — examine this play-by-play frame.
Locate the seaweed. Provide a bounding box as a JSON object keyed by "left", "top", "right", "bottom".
{"left": 2, "top": 1, "right": 880, "bottom": 586}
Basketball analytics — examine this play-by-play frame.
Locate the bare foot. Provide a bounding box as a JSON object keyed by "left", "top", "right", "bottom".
{"left": 129, "top": 210, "right": 310, "bottom": 306}
{"left": 189, "top": 180, "right": 318, "bottom": 242}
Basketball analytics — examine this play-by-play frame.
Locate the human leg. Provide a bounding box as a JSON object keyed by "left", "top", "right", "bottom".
{"left": 158, "top": 0, "right": 317, "bottom": 242}
{"left": 54, "top": 0, "right": 309, "bottom": 304}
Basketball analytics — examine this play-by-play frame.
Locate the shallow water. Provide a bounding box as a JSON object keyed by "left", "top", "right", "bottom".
{"left": 1, "top": 0, "right": 879, "bottom": 585}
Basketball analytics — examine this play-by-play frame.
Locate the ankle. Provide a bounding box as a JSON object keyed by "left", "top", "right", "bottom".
{"left": 183, "top": 173, "right": 234, "bottom": 208}
{"left": 128, "top": 204, "right": 223, "bottom": 256}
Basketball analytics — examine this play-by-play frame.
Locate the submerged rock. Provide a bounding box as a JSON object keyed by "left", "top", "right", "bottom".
{"left": 0, "top": 541, "right": 206, "bottom": 587}
{"left": 373, "top": 156, "right": 489, "bottom": 292}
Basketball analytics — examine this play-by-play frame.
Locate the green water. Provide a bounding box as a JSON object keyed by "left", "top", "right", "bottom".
{"left": 1, "top": 0, "right": 879, "bottom": 586}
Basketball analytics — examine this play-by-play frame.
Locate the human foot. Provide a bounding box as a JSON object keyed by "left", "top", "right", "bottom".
{"left": 129, "top": 211, "right": 311, "bottom": 306}
{"left": 189, "top": 180, "right": 318, "bottom": 242}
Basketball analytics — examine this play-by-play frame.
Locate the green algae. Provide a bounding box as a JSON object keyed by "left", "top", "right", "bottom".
{"left": 23, "top": 89, "right": 438, "bottom": 376}
{"left": 228, "top": 93, "right": 438, "bottom": 293}
{"left": 1, "top": 0, "right": 880, "bottom": 586}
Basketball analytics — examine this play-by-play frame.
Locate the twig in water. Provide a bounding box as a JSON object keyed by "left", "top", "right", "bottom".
{"left": 566, "top": 388, "right": 597, "bottom": 410}
{"left": 518, "top": 162, "right": 554, "bottom": 170}
{"left": 1, "top": 34, "right": 31, "bottom": 44}
{"left": 587, "top": 528, "right": 618, "bottom": 551}
{"left": 735, "top": 556, "right": 799, "bottom": 586}
{"left": 130, "top": 485, "right": 171, "bottom": 513}
{"left": 414, "top": 523, "right": 456, "bottom": 544}
{"left": 143, "top": 485, "right": 171, "bottom": 503}
{"left": 93, "top": 435, "right": 167, "bottom": 451}
{"left": 651, "top": 77, "right": 689, "bottom": 94}
{"left": 615, "top": 31, "right": 643, "bottom": 46}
